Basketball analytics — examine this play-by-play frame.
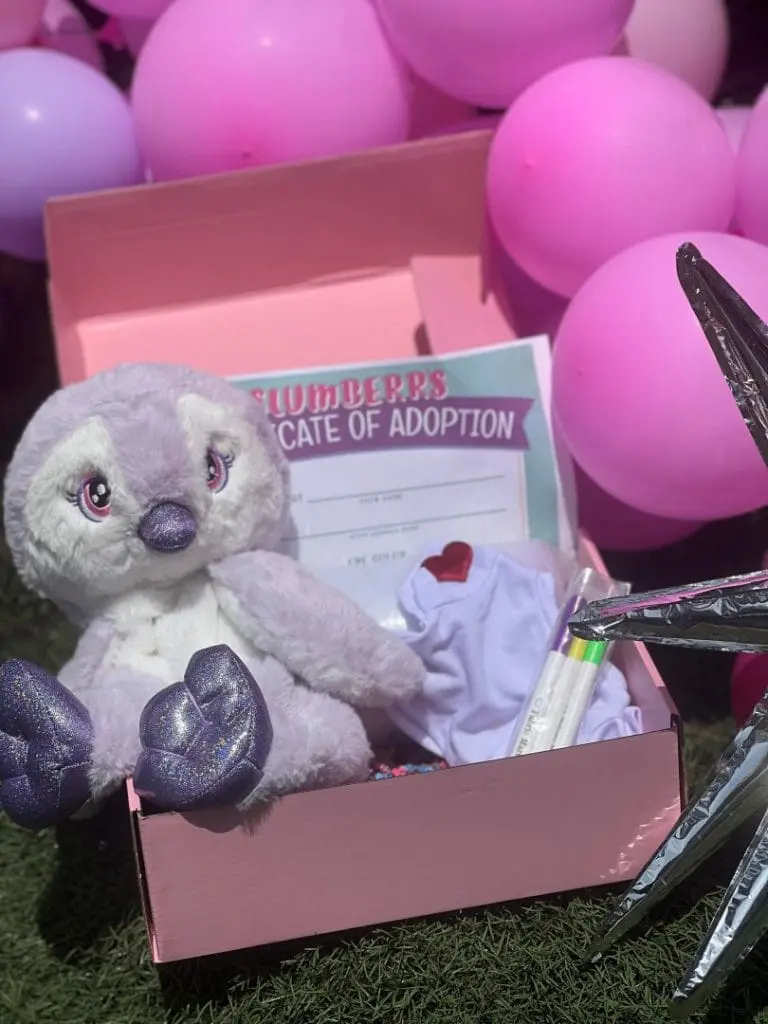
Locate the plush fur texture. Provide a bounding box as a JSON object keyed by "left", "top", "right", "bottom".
{"left": 3, "top": 363, "right": 424, "bottom": 808}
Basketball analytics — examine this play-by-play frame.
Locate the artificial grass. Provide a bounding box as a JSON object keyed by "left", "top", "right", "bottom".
{"left": 1, "top": 533, "right": 767, "bottom": 1024}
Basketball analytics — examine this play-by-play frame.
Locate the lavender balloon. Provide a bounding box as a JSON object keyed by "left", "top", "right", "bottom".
{"left": 0, "top": 49, "right": 143, "bottom": 261}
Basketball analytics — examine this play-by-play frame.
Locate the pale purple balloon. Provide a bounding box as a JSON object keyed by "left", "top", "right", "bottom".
{"left": 736, "top": 91, "right": 768, "bottom": 245}
{"left": 377, "top": 0, "right": 634, "bottom": 109}
{"left": 0, "top": 0, "right": 45, "bottom": 50}
{"left": 622, "top": 0, "right": 729, "bottom": 100}
{"left": 488, "top": 56, "right": 736, "bottom": 297}
{"left": 575, "top": 462, "right": 702, "bottom": 552}
{"left": 89, "top": 0, "right": 172, "bottom": 18}
{"left": 552, "top": 231, "right": 768, "bottom": 521}
{"left": 37, "top": 0, "right": 104, "bottom": 72}
{"left": 0, "top": 49, "right": 143, "bottom": 261}
{"left": 132, "top": 0, "right": 411, "bottom": 182}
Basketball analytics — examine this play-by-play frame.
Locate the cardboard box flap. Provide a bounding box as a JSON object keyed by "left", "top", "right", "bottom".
{"left": 411, "top": 253, "right": 513, "bottom": 355}
{"left": 45, "top": 132, "right": 494, "bottom": 323}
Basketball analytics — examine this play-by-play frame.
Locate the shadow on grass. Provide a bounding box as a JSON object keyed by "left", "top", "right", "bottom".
{"left": 35, "top": 788, "right": 142, "bottom": 961}
{"left": 702, "top": 948, "right": 768, "bottom": 1024}
{"left": 154, "top": 887, "right": 633, "bottom": 1020}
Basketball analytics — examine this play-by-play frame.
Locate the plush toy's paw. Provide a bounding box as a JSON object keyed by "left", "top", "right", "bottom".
{"left": 0, "top": 659, "right": 93, "bottom": 830}
{"left": 133, "top": 645, "right": 273, "bottom": 811}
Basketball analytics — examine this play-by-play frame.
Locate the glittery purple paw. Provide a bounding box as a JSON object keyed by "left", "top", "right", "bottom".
{"left": 0, "top": 659, "right": 93, "bottom": 830}
{"left": 132, "top": 645, "right": 273, "bottom": 811}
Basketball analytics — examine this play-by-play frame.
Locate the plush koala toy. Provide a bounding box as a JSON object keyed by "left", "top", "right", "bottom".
{"left": 1, "top": 363, "right": 424, "bottom": 829}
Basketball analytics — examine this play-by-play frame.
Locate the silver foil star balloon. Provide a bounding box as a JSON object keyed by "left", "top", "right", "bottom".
{"left": 569, "top": 242, "right": 768, "bottom": 1018}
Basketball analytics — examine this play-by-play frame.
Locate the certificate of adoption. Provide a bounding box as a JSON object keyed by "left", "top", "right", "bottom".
{"left": 229, "top": 337, "right": 569, "bottom": 574}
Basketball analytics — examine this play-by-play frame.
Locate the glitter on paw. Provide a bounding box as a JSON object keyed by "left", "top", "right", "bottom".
{"left": 132, "top": 644, "right": 273, "bottom": 811}
{"left": 0, "top": 659, "right": 94, "bottom": 830}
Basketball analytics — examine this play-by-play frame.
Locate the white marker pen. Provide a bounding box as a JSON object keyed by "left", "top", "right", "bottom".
{"left": 507, "top": 594, "right": 585, "bottom": 756}
{"left": 551, "top": 640, "right": 609, "bottom": 750}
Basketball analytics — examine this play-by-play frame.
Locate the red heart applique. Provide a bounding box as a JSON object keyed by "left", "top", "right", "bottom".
{"left": 421, "top": 542, "right": 474, "bottom": 583}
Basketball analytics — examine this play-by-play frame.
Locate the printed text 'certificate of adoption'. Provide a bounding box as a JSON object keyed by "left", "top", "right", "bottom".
{"left": 229, "top": 337, "right": 568, "bottom": 574}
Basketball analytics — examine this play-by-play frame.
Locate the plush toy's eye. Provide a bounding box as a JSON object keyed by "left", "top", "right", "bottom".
{"left": 70, "top": 474, "right": 112, "bottom": 522}
{"left": 206, "top": 448, "right": 233, "bottom": 493}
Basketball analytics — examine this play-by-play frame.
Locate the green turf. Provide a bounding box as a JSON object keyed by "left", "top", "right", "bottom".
{"left": 1, "top": 533, "right": 767, "bottom": 1024}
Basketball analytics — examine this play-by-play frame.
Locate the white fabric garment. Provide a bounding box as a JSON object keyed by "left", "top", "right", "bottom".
{"left": 390, "top": 543, "right": 642, "bottom": 766}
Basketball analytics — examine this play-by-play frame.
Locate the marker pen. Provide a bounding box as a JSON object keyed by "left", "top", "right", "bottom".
{"left": 507, "top": 595, "right": 585, "bottom": 756}
{"left": 551, "top": 639, "right": 609, "bottom": 750}
{"left": 508, "top": 567, "right": 630, "bottom": 758}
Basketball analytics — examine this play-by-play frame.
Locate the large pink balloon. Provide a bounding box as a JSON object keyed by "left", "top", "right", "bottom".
{"left": 552, "top": 231, "right": 768, "bottom": 521}
{"left": 575, "top": 463, "right": 703, "bottom": 551}
{"left": 377, "top": 0, "right": 633, "bottom": 109}
{"left": 487, "top": 57, "right": 736, "bottom": 298}
{"left": 89, "top": 0, "right": 172, "bottom": 18}
{"left": 37, "top": 0, "right": 104, "bottom": 72}
{"left": 131, "top": 0, "right": 410, "bottom": 182}
{"left": 735, "top": 91, "right": 768, "bottom": 245}
{"left": 0, "top": 0, "right": 45, "bottom": 49}
{"left": 622, "top": 0, "right": 729, "bottom": 100}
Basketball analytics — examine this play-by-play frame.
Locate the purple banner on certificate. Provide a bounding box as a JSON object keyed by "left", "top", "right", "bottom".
{"left": 268, "top": 396, "right": 534, "bottom": 460}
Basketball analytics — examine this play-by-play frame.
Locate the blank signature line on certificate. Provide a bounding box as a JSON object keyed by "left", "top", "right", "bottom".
{"left": 306, "top": 475, "right": 506, "bottom": 505}
{"left": 298, "top": 508, "right": 509, "bottom": 541}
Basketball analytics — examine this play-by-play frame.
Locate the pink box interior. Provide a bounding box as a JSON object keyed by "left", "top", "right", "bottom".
{"left": 45, "top": 132, "right": 683, "bottom": 965}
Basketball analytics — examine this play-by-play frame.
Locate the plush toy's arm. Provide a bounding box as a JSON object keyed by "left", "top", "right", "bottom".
{"left": 210, "top": 550, "right": 425, "bottom": 707}
{"left": 57, "top": 617, "right": 114, "bottom": 698}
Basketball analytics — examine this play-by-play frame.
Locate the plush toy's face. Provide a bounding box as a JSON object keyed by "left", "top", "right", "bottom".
{"left": 3, "top": 364, "right": 289, "bottom": 615}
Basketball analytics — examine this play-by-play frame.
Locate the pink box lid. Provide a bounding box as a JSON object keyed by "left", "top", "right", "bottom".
{"left": 45, "top": 132, "right": 523, "bottom": 383}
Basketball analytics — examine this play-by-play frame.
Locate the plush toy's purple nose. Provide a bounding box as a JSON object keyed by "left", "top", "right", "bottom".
{"left": 138, "top": 502, "right": 197, "bottom": 553}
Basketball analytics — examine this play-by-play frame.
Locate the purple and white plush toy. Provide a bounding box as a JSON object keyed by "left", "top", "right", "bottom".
{"left": 0, "top": 363, "right": 424, "bottom": 829}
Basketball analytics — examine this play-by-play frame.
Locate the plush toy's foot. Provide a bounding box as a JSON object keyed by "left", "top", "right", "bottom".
{"left": 0, "top": 659, "right": 93, "bottom": 829}
{"left": 133, "top": 645, "right": 273, "bottom": 811}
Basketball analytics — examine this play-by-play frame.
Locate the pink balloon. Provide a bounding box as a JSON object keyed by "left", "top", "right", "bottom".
{"left": 89, "top": 0, "right": 172, "bottom": 19}
{"left": 487, "top": 57, "right": 736, "bottom": 298}
{"left": 575, "top": 462, "right": 702, "bottom": 551}
{"left": 717, "top": 105, "right": 752, "bottom": 155}
{"left": 119, "top": 17, "right": 153, "bottom": 57}
{"left": 408, "top": 73, "right": 474, "bottom": 139}
{"left": 552, "top": 231, "right": 768, "bottom": 521}
{"left": 622, "top": 0, "right": 729, "bottom": 100}
{"left": 0, "top": 0, "right": 45, "bottom": 50}
{"left": 735, "top": 91, "right": 768, "bottom": 245}
{"left": 37, "top": 0, "right": 104, "bottom": 72}
{"left": 377, "top": 0, "right": 633, "bottom": 109}
{"left": 131, "top": 0, "right": 410, "bottom": 182}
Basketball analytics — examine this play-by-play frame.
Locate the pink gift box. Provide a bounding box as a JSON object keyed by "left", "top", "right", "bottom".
{"left": 44, "top": 131, "right": 683, "bottom": 965}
